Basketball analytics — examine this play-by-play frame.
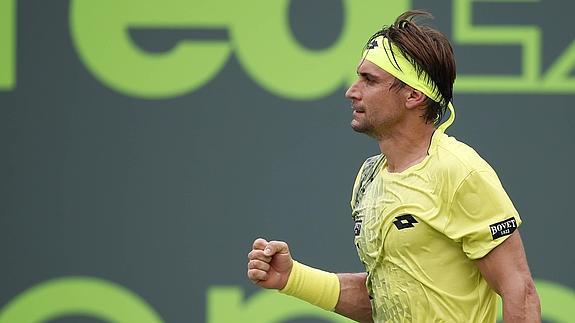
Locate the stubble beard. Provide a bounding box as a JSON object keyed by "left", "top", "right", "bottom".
{"left": 351, "top": 118, "right": 377, "bottom": 138}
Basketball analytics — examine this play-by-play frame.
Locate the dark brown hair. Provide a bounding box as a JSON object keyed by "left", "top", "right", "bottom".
{"left": 366, "top": 10, "right": 456, "bottom": 124}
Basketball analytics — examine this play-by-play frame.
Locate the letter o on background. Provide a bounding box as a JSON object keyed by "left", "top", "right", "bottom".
{"left": 0, "top": 277, "right": 164, "bottom": 323}
{"left": 230, "top": 0, "right": 411, "bottom": 100}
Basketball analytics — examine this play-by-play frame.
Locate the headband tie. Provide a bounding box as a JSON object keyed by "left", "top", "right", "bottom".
{"left": 362, "top": 36, "right": 455, "bottom": 131}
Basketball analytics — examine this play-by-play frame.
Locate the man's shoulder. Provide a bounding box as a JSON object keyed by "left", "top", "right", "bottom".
{"left": 433, "top": 133, "right": 494, "bottom": 178}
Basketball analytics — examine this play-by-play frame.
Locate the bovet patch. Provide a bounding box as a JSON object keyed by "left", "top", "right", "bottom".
{"left": 489, "top": 217, "right": 518, "bottom": 240}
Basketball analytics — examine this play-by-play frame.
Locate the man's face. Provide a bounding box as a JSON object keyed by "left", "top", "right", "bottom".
{"left": 345, "top": 60, "right": 407, "bottom": 137}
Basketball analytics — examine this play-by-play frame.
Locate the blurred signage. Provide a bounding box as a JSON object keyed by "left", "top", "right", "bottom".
{"left": 0, "top": 277, "right": 573, "bottom": 322}
{"left": 3, "top": 0, "right": 574, "bottom": 98}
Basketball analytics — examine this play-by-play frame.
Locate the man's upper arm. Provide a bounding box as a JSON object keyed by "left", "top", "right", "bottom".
{"left": 475, "top": 230, "right": 532, "bottom": 295}
{"left": 475, "top": 230, "right": 541, "bottom": 322}
{"left": 444, "top": 169, "right": 522, "bottom": 260}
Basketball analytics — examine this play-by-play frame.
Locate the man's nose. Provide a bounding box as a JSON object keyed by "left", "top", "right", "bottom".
{"left": 345, "top": 81, "right": 360, "bottom": 100}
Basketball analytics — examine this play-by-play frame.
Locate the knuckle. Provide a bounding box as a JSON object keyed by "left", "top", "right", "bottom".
{"left": 253, "top": 238, "right": 268, "bottom": 249}
{"left": 273, "top": 240, "right": 286, "bottom": 246}
{"left": 248, "top": 269, "right": 266, "bottom": 281}
{"left": 248, "top": 250, "right": 272, "bottom": 262}
{"left": 249, "top": 260, "right": 269, "bottom": 271}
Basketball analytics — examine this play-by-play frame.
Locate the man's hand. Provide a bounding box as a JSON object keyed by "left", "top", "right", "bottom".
{"left": 247, "top": 238, "right": 293, "bottom": 290}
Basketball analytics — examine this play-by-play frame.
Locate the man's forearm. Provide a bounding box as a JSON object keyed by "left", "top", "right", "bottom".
{"left": 334, "top": 273, "right": 373, "bottom": 323}
{"left": 502, "top": 279, "right": 541, "bottom": 323}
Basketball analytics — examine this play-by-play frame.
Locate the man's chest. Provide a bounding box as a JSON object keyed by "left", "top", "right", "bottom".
{"left": 352, "top": 174, "right": 447, "bottom": 269}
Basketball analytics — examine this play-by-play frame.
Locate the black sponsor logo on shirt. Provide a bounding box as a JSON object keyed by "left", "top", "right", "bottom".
{"left": 393, "top": 214, "right": 418, "bottom": 230}
{"left": 489, "top": 217, "right": 518, "bottom": 240}
{"left": 354, "top": 220, "right": 362, "bottom": 236}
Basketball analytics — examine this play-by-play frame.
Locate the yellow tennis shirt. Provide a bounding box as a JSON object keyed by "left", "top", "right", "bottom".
{"left": 351, "top": 130, "right": 521, "bottom": 322}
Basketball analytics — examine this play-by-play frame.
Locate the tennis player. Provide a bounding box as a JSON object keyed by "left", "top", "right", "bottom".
{"left": 247, "top": 10, "right": 540, "bottom": 322}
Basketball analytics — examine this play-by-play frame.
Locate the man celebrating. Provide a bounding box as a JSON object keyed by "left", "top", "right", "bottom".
{"left": 247, "top": 10, "right": 540, "bottom": 322}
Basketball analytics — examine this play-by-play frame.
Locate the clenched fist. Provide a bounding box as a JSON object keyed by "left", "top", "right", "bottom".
{"left": 247, "top": 238, "right": 293, "bottom": 290}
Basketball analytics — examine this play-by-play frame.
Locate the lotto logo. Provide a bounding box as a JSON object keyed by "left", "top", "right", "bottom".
{"left": 393, "top": 214, "right": 418, "bottom": 230}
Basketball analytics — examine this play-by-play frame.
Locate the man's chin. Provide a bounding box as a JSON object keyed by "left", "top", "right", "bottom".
{"left": 351, "top": 121, "right": 367, "bottom": 133}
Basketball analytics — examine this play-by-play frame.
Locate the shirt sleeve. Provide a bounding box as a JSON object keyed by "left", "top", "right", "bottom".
{"left": 444, "top": 169, "right": 522, "bottom": 260}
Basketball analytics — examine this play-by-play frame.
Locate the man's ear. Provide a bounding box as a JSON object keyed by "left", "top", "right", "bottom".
{"left": 405, "top": 88, "right": 427, "bottom": 110}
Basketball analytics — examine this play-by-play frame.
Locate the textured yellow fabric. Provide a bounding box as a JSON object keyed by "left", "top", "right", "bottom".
{"left": 362, "top": 35, "right": 455, "bottom": 131}
{"left": 279, "top": 260, "right": 340, "bottom": 311}
{"left": 363, "top": 36, "right": 441, "bottom": 102}
{"left": 350, "top": 130, "right": 521, "bottom": 322}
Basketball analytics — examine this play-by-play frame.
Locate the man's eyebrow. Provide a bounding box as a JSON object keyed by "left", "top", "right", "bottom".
{"left": 357, "top": 71, "right": 380, "bottom": 80}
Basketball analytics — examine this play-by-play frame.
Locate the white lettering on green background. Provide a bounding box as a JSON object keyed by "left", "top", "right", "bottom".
{"left": 0, "top": 278, "right": 573, "bottom": 322}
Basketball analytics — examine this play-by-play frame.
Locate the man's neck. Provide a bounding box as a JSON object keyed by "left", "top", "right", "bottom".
{"left": 377, "top": 124, "right": 436, "bottom": 173}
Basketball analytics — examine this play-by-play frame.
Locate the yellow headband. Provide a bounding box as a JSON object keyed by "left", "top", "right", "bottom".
{"left": 362, "top": 36, "right": 455, "bottom": 131}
